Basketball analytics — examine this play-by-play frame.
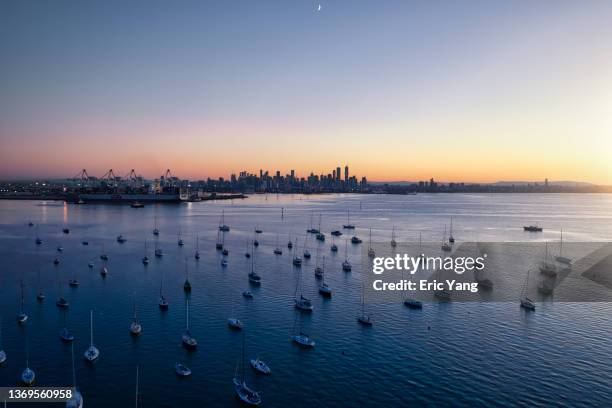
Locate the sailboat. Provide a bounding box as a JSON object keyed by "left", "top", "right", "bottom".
{"left": 194, "top": 235, "right": 200, "bottom": 260}
{"left": 0, "top": 318, "right": 6, "bottom": 364}
{"left": 68, "top": 263, "right": 79, "bottom": 287}
{"left": 17, "top": 280, "right": 28, "bottom": 323}
{"left": 228, "top": 291, "right": 244, "bottom": 330}
{"left": 318, "top": 257, "right": 332, "bottom": 297}
{"left": 292, "top": 239, "right": 302, "bottom": 267}
{"left": 291, "top": 314, "right": 315, "bottom": 347}
{"left": 307, "top": 211, "right": 319, "bottom": 234}
{"left": 441, "top": 225, "right": 452, "bottom": 252}
{"left": 142, "top": 240, "right": 149, "bottom": 265}
{"left": 250, "top": 357, "right": 271, "bottom": 375}
{"left": 391, "top": 226, "right": 397, "bottom": 248}
{"left": 183, "top": 259, "right": 192, "bottom": 293}
{"left": 100, "top": 261, "right": 108, "bottom": 277}
{"left": 314, "top": 249, "right": 324, "bottom": 279}
{"left": 216, "top": 229, "right": 223, "bottom": 251}
{"left": 273, "top": 233, "right": 282, "bottom": 255}
{"left": 66, "top": 343, "right": 83, "bottom": 408}
{"left": 315, "top": 214, "right": 325, "bottom": 241}
{"left": 130, "top": 302, "right": 142, "bottom": 335}
{"left": 555, "top": 228, "right": 572, "bottom": 265}
{"left": 448, "top": 217, "right": 455, "bottom": 243}
{"left": 158, "top": 270, "right": 169, "bottom": 310}
{"left": 221, "top": 231, "right": 229, "bottom": 256}
{"left": 255, "top": 225, "right": 263, "bottom": 234}
{"left": 100, "top": 244, "right": 109, "bottom": 261}
{"left": 330, "top": 235, "right": 338, "bottom": 252}
{"left": 219, "top": 210, "right": 230, "bottom": 232}
{"left": 177, "top": 227, "right": 184, "bottom": 246}
{"left": 21, "top": 334, "right": 35, "bottom": 385}
{"left": 244, "top": 239, "right": 251, "bottom": 258}
{"left": 154, "top": 240, "right": 163, "bottom": 258}
{"left": 303, "top": 237, "right": 311, "bottom": 259}
{"left": 153, "top": 214, "right": 160, "bottom": 236}
{"left": 520, "top": 269, "right": 536, "bottom": 311}
{"left": 294, "top": 266, "right": 313, "bottom": 312}
{"left": 404, "top": 236, "right": 423, "bottom": 308}
{"left": 343, "top": 209, "right": 355, "bottom": 229}
{"left": 233, "top": 332, "right": 262, "bottom": 406}
{"left": 248, "top": 243, "right": 262, "bottom": 285}
{"left": 35, "top": 226, "right": 42, "bottom": 245}
{"left": 539, "top": 242, "right": 558, "bottom": 277}
{"left": 342, "top": 241, "right": 352, "bottom": 272}
{"left": 181, "top": 299, "right": 198, "bottom": 349}
{"left": 367, "top": 228, "right": 375, "bottom": 258}
{"left": 117, "top": 234, "right": 126, "bottom": 244}
{"left": 357, "top": 282, "right": 372, "bottom": 326}
{"left": 59, "top": 309, "right": 75, "bottom": 342}
{"left": 84, "top": 310, "right": 100, "bottom": 362}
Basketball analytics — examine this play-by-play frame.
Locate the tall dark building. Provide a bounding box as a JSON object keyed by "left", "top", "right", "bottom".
{"left": 336, "top": 167, "right": 341, "bottom": 181}
{"left": 344, "top": 165, "right": 349, "bottom": 183}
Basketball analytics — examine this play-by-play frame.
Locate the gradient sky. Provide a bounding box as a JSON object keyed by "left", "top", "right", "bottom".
{"left": 1, "top": 0, "right": 612, "bottom": 183}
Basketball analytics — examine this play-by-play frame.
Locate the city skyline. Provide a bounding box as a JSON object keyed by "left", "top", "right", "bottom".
{"left": 1, "top": 1, "right": 612, "bottom": 183}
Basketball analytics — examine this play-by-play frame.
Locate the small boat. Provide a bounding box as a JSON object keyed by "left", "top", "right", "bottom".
{"left": 292, "top": 332, "right": 315, "bottom": 348}
{"left": 142, "top": 240, "right": 150, "bottom": 265}
{"left": 243, "top": 291, "right": 253, "bottom": 298}
{"left": 221, "top": 259, "right": 228, "bottom": 267}
{"left": 35, "top": 238, "right": 42, "bottom": 245}
{"left": 228, "top": 317, "right": 243, "bottom": 330}
{"left": 250, "top": 357, "right": 271, "bottom": 375}
{"left": 253, "top": 239, "right": 259, "bottom": 247}
{"left": 116, "top": 235, "right": 126, "bottom": 243}
{"left": 66, "top": 343, "right": 84, "bottom": 408}
{"left": 177, "top": 228, "right": 184, "bottom": 246}
{"left": 175, "top": 362, "right": 192, "bottom": 377}
{"left": 130, "top": 201, "right": 144, "bottom": 208}
{"left": 233, "top": 334, "right": 262, "bottom": 406}
{"left": 84, "top": 310, "right": 100, "bottom": 362}
{"left": 293, "top": 256, "right": 302, "bottom": 267}
{"left": 57, "top": 245, "right": 64, "bottom": 252}
{"left": 248, "top": 272, "right": 261, "bottom": 285}
{"left": 68, "top": 279, "right": 79, "bottom": 287}
{"left": 18, "top": 281, "right": 28, "bottom": 323}
{"left": 21, "top": 366, "right": 35, "bottom": 386}
{"left": 303, "top": 249, "right": 311, "bottom": 259}
{"left": 88, "top": 261, "right": 94, "bottom": 268}
{"left": 273, "top": 247, "right": 282, "bottom": 255}
{"left": 315, "top": 252, "right": 325, "bottom": 279}
{"left": 315, "top": 233, "right": 325, "bottom": 242}
{"left": 287, "top": 240, "right": 293, "bottom": 249}
{"left": 294, "top": 295, "right": 313, "bottom": 312}
{"left": 82, "top": 241, "right": 89, "bottom": 246}
{"left": 60, "top": 327, "right": 75, "bottom": 342}
{"left": 28, "top": 222, "right": 34, "bottom": 227}
{"left": 539, "top": 242, "right": 558, "bottom": 277}
{"left": 404, "top": 299, "right": 423, "bottom": 309}
{"left": 130, "top": 303, "right": 142, "bottom": 336}
{"left": 520, "top": 296, "right": 536, "bottom": 310}
{"left": 343, "top": 209, "right": 355, "bottom": 229}
{"left": 342, "top": 260, "right": 352, "bottom": 272}
{"left": 391, "top": 226, "right": 397, "bottom": 248}
{"left": 351, "top": 236, "right": 362, "bottom": 244}
{"left": 331, "top": 243, "right": 338, "bottom": 252}
{"left": 219, "top": 210, "right": 230, "bottom": 232}
{"left": 100, "top": 244, "right": 109, "bottom": 260}
{"left": 36, "top": 292, "right": 45, "bottom": 301}
{"left": 154, "top": 241, "right": 163, "bottom": 257}
{"left": 434, "top": 288, "right": 451, "bottom": 301}
{"left": 100, "top": 266, "right": 108, "bottom": 277}
{"left": 441, "top": 242, "right": 452, "bottom": 252}
{"left": 222, "top": 248, "right": 229, "bottom": 256}
{"left": 216, "top": 230, "right": 223, "bottom": 250}
{"left": 54, "top": 258, "right": 60, "bottom": 265}
{"left": 182, "top": 300, "right": 198, "bottom": 349}
{"left": 318, "top": 282, "right": 332, "bottom": 297}
{"left": 524, "top": 224, "right": 543, "bottom": 232}
{"left": 255, "top": 227, "right": 263, "bottom": 234}
{"left": 331, "top": 230, "right": 342, "bottom": 236}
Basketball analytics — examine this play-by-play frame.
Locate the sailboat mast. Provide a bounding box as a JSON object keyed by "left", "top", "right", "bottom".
{"left": 90, "top": 310, "right": 93, "bottom": 347}
{"left": 135, "top": 366, "right": 139, "bottom": 408}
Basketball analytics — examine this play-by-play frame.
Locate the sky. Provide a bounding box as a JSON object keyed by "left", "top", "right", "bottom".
{"left": 1, "top": 0, "right": 612, "bottom": 183}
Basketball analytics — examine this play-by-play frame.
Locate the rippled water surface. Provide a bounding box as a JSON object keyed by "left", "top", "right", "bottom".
{"left": 0, "top": 193, "right": 611, "bottom": 407}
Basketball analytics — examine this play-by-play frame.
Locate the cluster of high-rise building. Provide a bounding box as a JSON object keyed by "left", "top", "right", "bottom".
{"left": 193, "top": 165, "right": 368, "bottom": 193}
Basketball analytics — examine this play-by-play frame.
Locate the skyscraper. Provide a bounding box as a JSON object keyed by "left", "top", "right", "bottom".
{"left": 344, "top": 165, "right": 349, "bottom": 183}
{"left": 336, "top": 167, "right": 341, "bottom": 182}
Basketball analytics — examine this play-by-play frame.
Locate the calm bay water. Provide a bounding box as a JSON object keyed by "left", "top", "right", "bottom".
{"left": 0, "top": 193, "right": 611, "bottom": 407}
